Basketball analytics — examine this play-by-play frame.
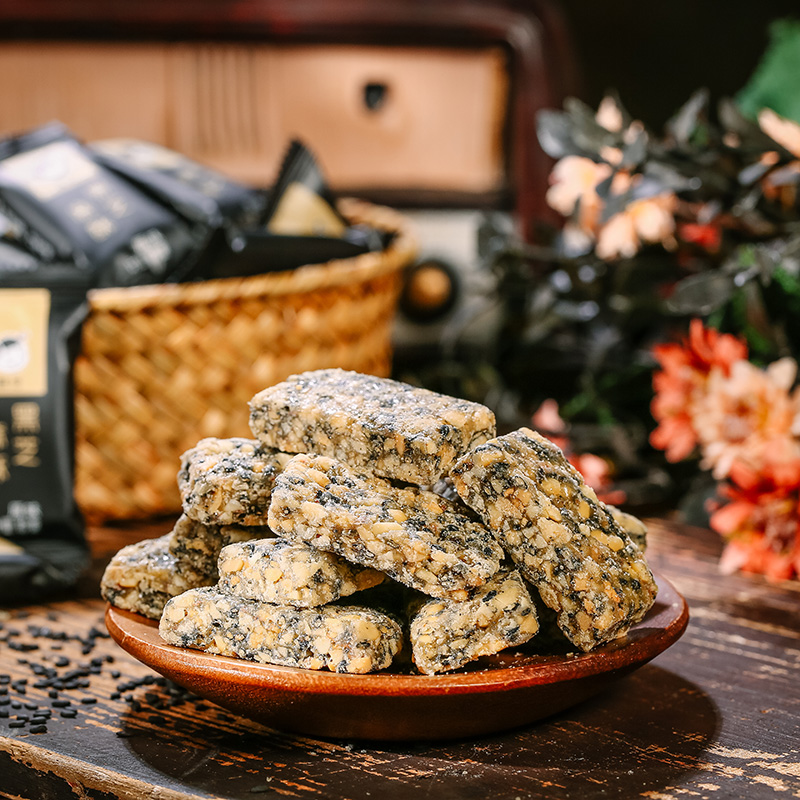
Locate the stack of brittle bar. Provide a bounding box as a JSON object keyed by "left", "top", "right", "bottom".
{"left": 102, "top": 368, "right": 657, "bottom": 675}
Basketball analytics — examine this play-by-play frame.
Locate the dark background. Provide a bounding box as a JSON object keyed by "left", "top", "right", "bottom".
{"left": 552, "top": 0, "right": 798, "bottom": 126}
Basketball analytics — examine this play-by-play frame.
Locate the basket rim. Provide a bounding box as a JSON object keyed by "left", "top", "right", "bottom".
{"left": 87, "top": 198, "right": 417, "bottom": 313}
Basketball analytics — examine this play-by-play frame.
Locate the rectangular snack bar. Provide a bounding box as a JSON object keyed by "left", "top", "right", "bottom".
{"left": 178, "top": 437, "right": 293, "bottom": 526}
{"left": 159, "top": 587, "right": 403, "bottom": 674}
{"left": 608, "top": 505, "right": 648, "bottom": 552}
{"left": 490, "top": 428, "right": 649, "bottom": 551}
{"left": 101, "top": 535, "right": 211, "bottom": 620}
{"left": 248, "top": 369, "right": 496, "bottom": 486}
{"left": 168, "top": 514, "right": 269, "bottom": 580}
{"left": 409, "top": 569, "right": 540, "bottom": 675}
{"left": 217, "top": 538, "right": 384, "bottom": 607}
{"left": 450, "top": 428, "right": 657, "bottom": 651}
{"left": 267, "top": 454, "right": 503, "bottom": 601}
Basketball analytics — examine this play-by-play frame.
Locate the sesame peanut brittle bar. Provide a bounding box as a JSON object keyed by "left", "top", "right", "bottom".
{"left": 248, "top": 369, "right": 496, "bottom": 486}
{"left": 159, "top": 587, "right": 403, "bottom": 674}
{"left": 267, "top": 454, "right": 503, "bottom": 601}
{"left": 169, "top": 514, "right": 270, "bottom": 579}
{"left": 178, "top": 437, "right": 293, "bottom": 526}
{"left": 409, "top": 569, "right": 539, "bottom": 675}
{"left": 608, "top": 505, "right": 648, "bottom": 552}
{"left": 101, "top": 535, "right": 211, "bottom": 620}
{"left": 217, "top": 538, "right": 384, "bottom": 607}
{"left": 450, "top": 428, "right": 657, "bottom": 651}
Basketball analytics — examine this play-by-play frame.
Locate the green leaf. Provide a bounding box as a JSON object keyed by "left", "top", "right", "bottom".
{"left": 563, "top": 97, "right": 619, "bottom": 155}
{"left": 736, "top": 19, "right": 800, "bottom": 124}
{"left": 536, "top": 110, "right": 580, "bottom": 158}
{"left": 667, "top": 272, "right": 735, "bottom": 315}
{"left": 666, "top": 89, "right": 710, "bottom": 145}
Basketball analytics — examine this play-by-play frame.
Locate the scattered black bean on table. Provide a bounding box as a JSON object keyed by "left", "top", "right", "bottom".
{"left": 1, "top": 608, "right": 222, "bottom": 738}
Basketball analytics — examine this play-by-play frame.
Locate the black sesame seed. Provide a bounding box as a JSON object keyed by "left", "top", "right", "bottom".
{"left": 60, "top": 710, "right": 77, "bottom": 718}
{"left": 30, "top": 725, "right": 47, "bottom": 734}
{"left": 80, "top": 698, "right": 97, "bottom": 705}
{"left": 8, "top": 720, "right": 25, "bottom": 728}
{"left": 51, "top": 700, "right": 70, "bottom": 708}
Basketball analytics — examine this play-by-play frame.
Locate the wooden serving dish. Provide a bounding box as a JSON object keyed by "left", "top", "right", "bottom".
{"left": 106, "top": 570, "right": 688, "bottom": 741}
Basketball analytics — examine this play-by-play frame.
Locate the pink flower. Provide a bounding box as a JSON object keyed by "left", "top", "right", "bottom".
{"left": 693, "top": 357, "right": 800, "bottom": 479}
{"left": 759, "top": 108, "right": 800, "bottom": 158}
{"left": 596, "top": 193, "right": 677, "bottom": 261}
{"left": 596, "top": 210, "right": 638, "bottom": 260}
{"left": 595, "top": 96, "right": 624, "bottom": 133}
{"left": 545, "top": 156, "right": 611, "bottom": 234}
{"left": 757, "top": 110, "right": 800, "bottom": 209}
{"left": 650, "top": 320, "right": 748, "bottom": 462}
{"left": 532, "top": 399, "right": 625, "bottom": 504}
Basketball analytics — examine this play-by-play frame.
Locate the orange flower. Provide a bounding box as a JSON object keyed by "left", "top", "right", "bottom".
{"left": 717, "top": 536, "right": 800, "bottom": 582}
{"left": 678, "top": 222, "right": 722, "bottom": 253}
{"left": 711, "top": 454, "right": 800, "bottom": 582}
{"left": 650, "top": 320, "right": 748, "bottom": 462}
{"left": 693, "top": 357, "right": 800, "bottom": 479}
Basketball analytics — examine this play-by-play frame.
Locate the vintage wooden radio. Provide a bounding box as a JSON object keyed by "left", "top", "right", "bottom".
{"left": 0, "top": 0, "right": 573, "bottom": 350}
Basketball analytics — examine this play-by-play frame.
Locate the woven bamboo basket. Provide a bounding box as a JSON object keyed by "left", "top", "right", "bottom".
{"left": 73, "top": 198, "right": 416, "bottom": 522}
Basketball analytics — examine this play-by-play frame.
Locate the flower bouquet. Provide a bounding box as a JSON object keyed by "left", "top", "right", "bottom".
{"left": 399, "top": 84, "right": 800, "bottom": 582}
{"left": 520, "top": 89, "right": 800, "bottom": 580}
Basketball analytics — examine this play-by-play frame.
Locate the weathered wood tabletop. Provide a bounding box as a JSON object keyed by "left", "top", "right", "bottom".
{"left": 1, "top": 517, "right": 798, "bottom": 800}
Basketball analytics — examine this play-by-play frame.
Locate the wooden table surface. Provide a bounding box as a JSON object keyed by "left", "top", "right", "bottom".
{"left": 1, "top": 517, "right": 798, "bottom": 800}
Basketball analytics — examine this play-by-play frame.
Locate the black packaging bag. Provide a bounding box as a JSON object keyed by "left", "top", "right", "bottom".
{"left": 0, "top": 264, "right": 90, "bottom": 601}
{"left": 90, "top": 138, "right": 266, "bottom": 229}
{"left": 0, "top": 124, "right": 210, "bottom": 287}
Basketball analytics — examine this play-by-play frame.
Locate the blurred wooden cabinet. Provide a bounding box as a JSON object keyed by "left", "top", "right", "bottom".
{"left": 0, "top": 0, "right": 573, "bottom": 239}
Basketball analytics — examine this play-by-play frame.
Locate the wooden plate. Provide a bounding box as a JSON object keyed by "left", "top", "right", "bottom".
{"left": 106, "top": 570, "right": 688, "bottom": 741}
